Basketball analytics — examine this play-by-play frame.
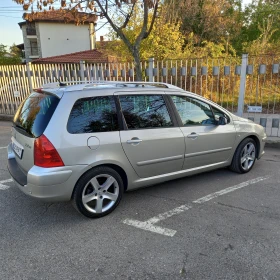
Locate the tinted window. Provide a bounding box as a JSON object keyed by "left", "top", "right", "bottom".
{"left": 119, "top": 95, "right": 172, "bottom": 129}
{"left": 212, "top": 106, "right": 230, "bottom": 123}
{"left": 171, "top": 95, "right": 215, "bottom": 126}
{"left": 13, "top": 92, "right": 59, "bottom": 138}
{"left": 67, "top": 96, "right": 118, "bottom": 134}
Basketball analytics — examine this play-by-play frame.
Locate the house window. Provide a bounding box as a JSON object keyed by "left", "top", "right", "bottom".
{"left": 30, "top": 41, "right": 38, "bottom": 56}
{"left": 26, "top": 23, "right": 36, "bottom": 36}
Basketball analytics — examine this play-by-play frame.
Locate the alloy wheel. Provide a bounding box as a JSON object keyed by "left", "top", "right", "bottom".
{"left": 240, "top": 142, "right": 256, "bottom": 171}
{"left": 82, "top": 174, "right": 120, "bottom": 214}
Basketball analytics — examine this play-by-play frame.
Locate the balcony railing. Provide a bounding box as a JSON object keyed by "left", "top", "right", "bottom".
{"left": 30, "top": 47, "right": 39, "bottom": 56}
{"left": 26, "top": 27, "right": 36, "bottom": 36}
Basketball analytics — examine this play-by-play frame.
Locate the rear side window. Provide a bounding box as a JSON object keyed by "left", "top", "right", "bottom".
{"left": 67, "top": 96, "right": 118, "bottom": 134}
{"left": 119, "top": 95, "right": 173, "bottom": 129}
{"left": 13, "top": 92, "right": 60, "bottom": 138}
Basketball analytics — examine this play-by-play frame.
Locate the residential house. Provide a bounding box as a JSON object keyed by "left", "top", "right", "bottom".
{"left": 18, "top": 10, "right": 97, "bottom": 62}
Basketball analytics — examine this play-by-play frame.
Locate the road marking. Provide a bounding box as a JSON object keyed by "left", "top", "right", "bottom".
{"left": 123, "top": 204, "right": 192, "bottom": 237}
{"left": 123, "top": 176, "right": 270, "bottom": 237}
{"left": 192, "top": 176, "right": 268, "bottom": 204}
{"left": 0, "top": 146, "right": 7, "bottom": 150}
{"left": 0, "top": 178, "right": 13, "bottom": 190}
{"left": 123, "top": 220, "right": 177, "bottom": 237}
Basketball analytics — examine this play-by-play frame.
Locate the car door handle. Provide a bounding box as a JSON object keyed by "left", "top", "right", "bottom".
{"left": 127, "top": 138, "right": 142, "bottom": 144}
{"left": 187, "top": 133, "right": 199, "bottom": 139}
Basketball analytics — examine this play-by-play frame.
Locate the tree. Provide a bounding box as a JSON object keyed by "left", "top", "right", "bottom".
{"left": 163, "top": 0, "right": 242, "bottom": 54}
{"left": 0, "top": 44, "right": 22, "bottom": 65}
{"left": 240, "top": 0, "right": 280, "bottom": 55}
{"left": 10, "top": 44, "right": 22, "bottom": 57}
{"left": 13, "top": 0, "right": 160, "bottom": 81}
{"left": 105, "top": 8, "right": 185, "bottom": 61}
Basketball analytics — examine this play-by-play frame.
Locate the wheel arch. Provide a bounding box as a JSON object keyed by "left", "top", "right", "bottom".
{"left": 230, "top": 135, "right": 260, "bottom": 173}
{"left": 247, "top": 135, "right": 260, "bottom": 158}
{"left": 235, "top": 135, "right": 260, "bottom": 158}
{"left": 71, "top": 163, "right": 128, "bottom": 199}
{"left": 104, "top": 163, "right": 128, "bottom": 191}
{"left": 231, "top": 134, "right": 261, "bottom": 165}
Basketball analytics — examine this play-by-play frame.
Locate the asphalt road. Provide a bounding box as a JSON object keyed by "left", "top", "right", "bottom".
{"left": 1, "top": 121, "right": 280, "bottom": 280}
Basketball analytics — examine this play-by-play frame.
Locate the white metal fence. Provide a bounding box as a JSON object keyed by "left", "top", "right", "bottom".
{"left": 0, "top": 54, "right": 280, "bottom": 136}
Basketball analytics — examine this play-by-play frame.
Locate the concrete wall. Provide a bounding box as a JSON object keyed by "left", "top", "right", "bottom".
{"left": 20, "top": 23, "right": 41, "bottom": 62}
{"left": 38, "top": 22, "right": 91, "bottom": 58}
{"left": 21, "top": 25, "right": 31, "bottom": 62}
{"left": 35, "top": 22, "right": 42, "bottom": 58}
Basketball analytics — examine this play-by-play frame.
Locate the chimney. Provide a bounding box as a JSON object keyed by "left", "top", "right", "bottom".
{"left": 89, "top": 23, "right": 96, "bottom": 50}
{"left": 100, "top": 36, "right": 104, "bottom": 42}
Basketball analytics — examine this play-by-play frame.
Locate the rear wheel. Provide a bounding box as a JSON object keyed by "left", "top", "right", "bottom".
{"left": 72, "top": 166, "right": 124, "bottom": 218}
{"left": 230, "top": 138, "right": 257, "bottom": 174}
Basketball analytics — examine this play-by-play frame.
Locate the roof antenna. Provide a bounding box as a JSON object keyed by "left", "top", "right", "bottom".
{"left": 53, "top": 76, "right": 67, "bottom": 87}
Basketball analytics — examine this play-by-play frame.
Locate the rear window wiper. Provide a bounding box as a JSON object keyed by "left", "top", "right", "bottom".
{"left": 13, "top": 122, "right": 25, "bottom": 130}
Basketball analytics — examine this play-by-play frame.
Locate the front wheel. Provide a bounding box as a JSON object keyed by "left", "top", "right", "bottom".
{"left": 230, "top": 138, "right": 257, "bottom": 174}
{"left": 72, "top": 166, "right": 124, "bottom": 218}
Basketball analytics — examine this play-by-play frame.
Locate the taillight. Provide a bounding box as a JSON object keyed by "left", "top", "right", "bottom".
{"left": 34, "top": 134, "right": 64, "bottom": 168}
{"left": 34, "top": 88, "right": 43, "bottom": 93}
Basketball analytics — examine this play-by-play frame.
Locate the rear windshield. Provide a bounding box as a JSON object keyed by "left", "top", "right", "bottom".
{"left": 13, "top": 91, "right": 60, "bottom": 138}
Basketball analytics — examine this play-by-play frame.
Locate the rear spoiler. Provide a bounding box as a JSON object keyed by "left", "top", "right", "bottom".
{"left": 42, "top": 82, "right": 60, "bottom": 89}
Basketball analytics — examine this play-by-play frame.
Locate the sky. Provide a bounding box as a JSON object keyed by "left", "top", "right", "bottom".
{"left": 0, "top": 0, "right": 252, "bottom": 49}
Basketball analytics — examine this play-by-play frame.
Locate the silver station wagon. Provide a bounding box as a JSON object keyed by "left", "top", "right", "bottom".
{"left": 7, "top": 82, "right": 266, "bottom": 218}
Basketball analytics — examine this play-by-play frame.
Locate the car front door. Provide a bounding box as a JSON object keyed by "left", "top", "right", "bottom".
{"left": 117, "top": 93, "right": 185, "bottom": 178}
{"left": 170, "top": 95, "right": 237, "bottom": 170}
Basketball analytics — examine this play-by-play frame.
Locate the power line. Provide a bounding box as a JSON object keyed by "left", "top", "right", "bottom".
{"left": 0, "top": 15, "right": 22, "bottom": 18}
{"left": 0, "top": 6, "right": 24, "bottom": 8}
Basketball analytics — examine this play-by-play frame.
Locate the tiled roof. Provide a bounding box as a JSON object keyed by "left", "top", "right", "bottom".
{"left": 33, "top": 49, "right": 118, "bottom": 64}
{"left": 20, "top": 10, "right": 97, "bottom": 25}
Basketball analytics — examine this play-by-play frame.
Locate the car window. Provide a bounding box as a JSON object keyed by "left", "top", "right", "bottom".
{"left": 171, "top": 95, "right": 215, "bottom": 126}
{"left": 119, "top": 95, "right": 173, "bottom": 129}
{"left": 13, "top": 91, "right": 60, "bottom": 138}
{"left": 67, "top": 96, "right": 119, "bottom": 134}
{"left": 212, "top": 106, "right": 230, "bottom": 123}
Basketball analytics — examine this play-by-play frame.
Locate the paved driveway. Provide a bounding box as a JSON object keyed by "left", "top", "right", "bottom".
{"left": 1, "top": 121, "right": 280, "bottom": 280}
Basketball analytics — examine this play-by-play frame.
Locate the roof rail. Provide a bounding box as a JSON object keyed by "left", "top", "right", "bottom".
{"left": 98, "top": 81, "right": 182, "bottom": 90}
{"left": 41, "top": 80, "right": 183, "bottom": 91}
{"left": 82, "top": 81, "right": 168, "bottom": 89}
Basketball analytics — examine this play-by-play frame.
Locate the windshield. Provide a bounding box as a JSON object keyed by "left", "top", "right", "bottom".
{"left": 13, "top": 91, "right": 60, "bottom": 138}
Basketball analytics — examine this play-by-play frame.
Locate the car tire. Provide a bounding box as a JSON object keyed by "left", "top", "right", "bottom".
{"left": 230, "top": 138, "right": 257, "bottom": 174}
{"left": 72, "top": 166, "right": 124, "bottom": 218}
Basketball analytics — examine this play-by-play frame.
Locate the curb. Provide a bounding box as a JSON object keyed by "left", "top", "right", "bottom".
{"left": 265, "top": 141, "right": 280, "bottom": 149}
{"left": 265, "top": 136, "right": 280, "bottom": 148}
{"left": 0, "top": 115, "right": 13, "bottom": 122}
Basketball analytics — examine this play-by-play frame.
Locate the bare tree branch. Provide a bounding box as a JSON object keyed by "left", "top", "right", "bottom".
{"left": 95, "top": 0, "right": 133, "bottom": 52}
{"left": 144, "top": 1, "right": 159, "bottom": 39}
{"left": 95, "top": 21, "right": 109, "bottom": 32}
{"left": 120, "top": 2, "right": 136, "bottom": 29}
{"left": 135, "top": 1, "right": 149, "bottom": 47}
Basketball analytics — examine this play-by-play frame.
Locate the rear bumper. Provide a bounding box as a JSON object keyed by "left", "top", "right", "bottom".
{"left": 7, "top": 158, "right": 27, "bottom": 186}
{"left": 7, "top": 144, "right": 87, "bottom": 202}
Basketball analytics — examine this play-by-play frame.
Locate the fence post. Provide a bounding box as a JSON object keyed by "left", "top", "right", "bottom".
{"left": 237, "top": 54, "right": 248, "bottom": 117}
{"left": 26, "top": 62, "right": 33, "bottom": 92}
{"left": 80, "top": 60, "right": 85, "bottom": 81}
{"left": 148, "top": 57, "right": 154, "bottom": 82}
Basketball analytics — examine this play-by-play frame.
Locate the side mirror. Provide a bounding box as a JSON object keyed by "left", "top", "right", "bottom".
{"left": 218, "top": 116, "right": 227, "bottom": 125}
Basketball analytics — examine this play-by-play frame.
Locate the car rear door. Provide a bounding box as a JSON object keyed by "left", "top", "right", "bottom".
{"left": 117, "top": 92, "right": 185, "bottom": 178}
{"left": 11, "top": 91, "right": 60, "bottom": 173}
{"left": 170, "top": 94, "right": 237, "bottom": 170}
